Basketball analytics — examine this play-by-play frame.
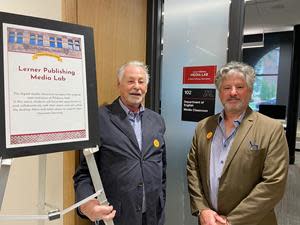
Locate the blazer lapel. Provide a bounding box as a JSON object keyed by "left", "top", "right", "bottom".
{"left": 109, "top": 99, "right": 140, "bottom": 151}
{"left": 203, "top": 115, "right": 219, "bottom": 192}
{"left": 140, "top": 111, "right": 153, "bottom": 155}
{"left": 221, "top": 108, "right": 256, "bottom": 175}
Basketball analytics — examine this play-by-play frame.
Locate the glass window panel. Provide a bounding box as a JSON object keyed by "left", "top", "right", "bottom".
{"left": 38, "top": 35, "right": 43, "bottom": 46}
{"left": 30, "top": 33, "right": 36, "bottom": 45}
{"left": 74, "top": 40, "right": 80, "bottom": 51}
{"left": 57, "top": 37, "right": 62, "bottom": 48}
{"left": 68, "top": 39, "right": 74, "bottom": 50}
{"left": 17, "top": 32, "right": 23, "bottom": 44}
{"left": 249, "top": 47, "right": 280, "bottom": 111}
{"left": 49, "top": 36, "right": 55, "bottom": 47}
{"left": 254, "top": 47, "right": 280, "bottom": 75}
{"left": 250, "top": 75, "right": 278, "bottom": 111}
{"left": 8, "top": 32, "right": 15, "bottom": 43}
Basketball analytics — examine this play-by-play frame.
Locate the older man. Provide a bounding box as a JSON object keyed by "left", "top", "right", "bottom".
{"left": 187, "top": 61, "right": 288, "bottom": 225}
{"left": 74, "top": 61, "right": 166, "bottom": 225}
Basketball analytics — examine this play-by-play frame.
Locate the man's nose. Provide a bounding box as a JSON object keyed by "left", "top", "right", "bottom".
{"left": 230, "top": 87, "right": 238, "bottom": 95}
{"left": 133, "top": 81, "right": 140, "bottom": 88}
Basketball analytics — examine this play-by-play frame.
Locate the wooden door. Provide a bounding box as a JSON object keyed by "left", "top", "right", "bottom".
{"left": 61, "top": 0, "right": 147, "bottom": 225}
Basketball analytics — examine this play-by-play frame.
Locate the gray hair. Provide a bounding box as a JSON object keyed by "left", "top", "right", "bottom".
{"left": 117, "top": 61, "right": 149, "bottom": 84}
{"left": 215, "top": 61, "right": 256, "bottom": 91}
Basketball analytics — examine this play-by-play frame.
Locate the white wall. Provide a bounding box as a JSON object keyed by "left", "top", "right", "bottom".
{"left": 0, "top": 0, "right": 61, "bottom": 21}
{"left": 0, "top": 1, "right": 63, "bottom": 225}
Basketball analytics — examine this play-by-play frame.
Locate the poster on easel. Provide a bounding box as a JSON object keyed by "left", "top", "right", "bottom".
{"left": 0, "top": 12, "right": 99, "bottom": 159}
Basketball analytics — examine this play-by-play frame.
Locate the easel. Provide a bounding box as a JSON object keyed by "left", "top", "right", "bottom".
{"left": 0, "top": 157, "right": 11, "bottom": 210}
{"left": 0, "top": 146, "right": 114, "bottom": 225}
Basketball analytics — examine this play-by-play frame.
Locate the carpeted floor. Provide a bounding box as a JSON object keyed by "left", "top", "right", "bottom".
{"left": 276, "top": 151, "right": 300, "bottom": 225}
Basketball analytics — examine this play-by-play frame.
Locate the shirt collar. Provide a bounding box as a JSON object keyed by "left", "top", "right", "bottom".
{"left": 119, "top": 98, "right": 145, "bottom": 116}
{"left": 218, "top": 110, "right": 246, "bottom": 127}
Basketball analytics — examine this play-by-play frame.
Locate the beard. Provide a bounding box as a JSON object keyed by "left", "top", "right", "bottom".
{"left": 222, "top": 98, "right": 247, "bottom": 114}
{"left": 127, "top": 94, "right": 143, "bottom": 104}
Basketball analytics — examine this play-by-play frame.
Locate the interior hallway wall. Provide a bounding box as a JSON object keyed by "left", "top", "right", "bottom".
{"left": 160, "top": 1, "right": 230, "bottom": 224}
{"left": 0, "top": 1, "right": 63, "bottom": 225}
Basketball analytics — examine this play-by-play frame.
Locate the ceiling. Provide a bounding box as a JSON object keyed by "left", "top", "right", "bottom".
{"left": 244, "top": 0, "right": 300, "bottom": 35}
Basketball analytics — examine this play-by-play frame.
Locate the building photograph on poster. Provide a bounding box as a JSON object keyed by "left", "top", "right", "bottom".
{"left": 182, "top": 88, "right": 216, "bottom": 122}
{"left": 0, "top": 12, "right": 98, "bottom": 158}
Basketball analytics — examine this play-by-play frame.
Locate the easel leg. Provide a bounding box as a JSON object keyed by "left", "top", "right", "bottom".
{"left": 38, "top": 155, "right": 47, "bottom": 225}
{"left": 0, "top": 158, "right": 12, "bottom": 210}
{"left": 83, "top": 147, "right": 114, "bottom": 225}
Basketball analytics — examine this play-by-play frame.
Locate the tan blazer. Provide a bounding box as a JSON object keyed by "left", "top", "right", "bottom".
{"left": 187, "top": 108, "right": 289, "bottom": 225}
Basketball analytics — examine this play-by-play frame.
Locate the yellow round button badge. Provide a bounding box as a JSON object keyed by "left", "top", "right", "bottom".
{"left": 153, "top": 139, "right": 160, "bottom": 148}
{"left": 206, "top": 131, "right": 213, "bottom": 140}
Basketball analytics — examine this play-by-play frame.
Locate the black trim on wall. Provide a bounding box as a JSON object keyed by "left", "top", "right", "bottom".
{"left": 145, "top": 0, "right": 163, "bottom": 113}
{"left": 286, "top": 25, "right": 300, "bottom": 164}
{"left": 227, "top": 0, "right": 245, "bottom": 62}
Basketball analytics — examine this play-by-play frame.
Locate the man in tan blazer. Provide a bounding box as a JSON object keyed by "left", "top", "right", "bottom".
{"left": 187, "top": 61, "right": 289, "bottom": 225}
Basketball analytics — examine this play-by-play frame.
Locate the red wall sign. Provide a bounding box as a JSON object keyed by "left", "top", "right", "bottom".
{"left": 183, "top": 65, "right": 216, "bottom": 84}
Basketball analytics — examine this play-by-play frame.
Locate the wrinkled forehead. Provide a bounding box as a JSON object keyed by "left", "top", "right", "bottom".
{"left": 123, "top": 66, "right": 147, "bottom": 78}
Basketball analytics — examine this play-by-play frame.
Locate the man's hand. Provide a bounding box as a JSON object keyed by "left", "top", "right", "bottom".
{"left": 199, "top": 209, "right": 227, "bottom": 225}
{"left": 80, "top": 199, "right": 116, "bottom": 222}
